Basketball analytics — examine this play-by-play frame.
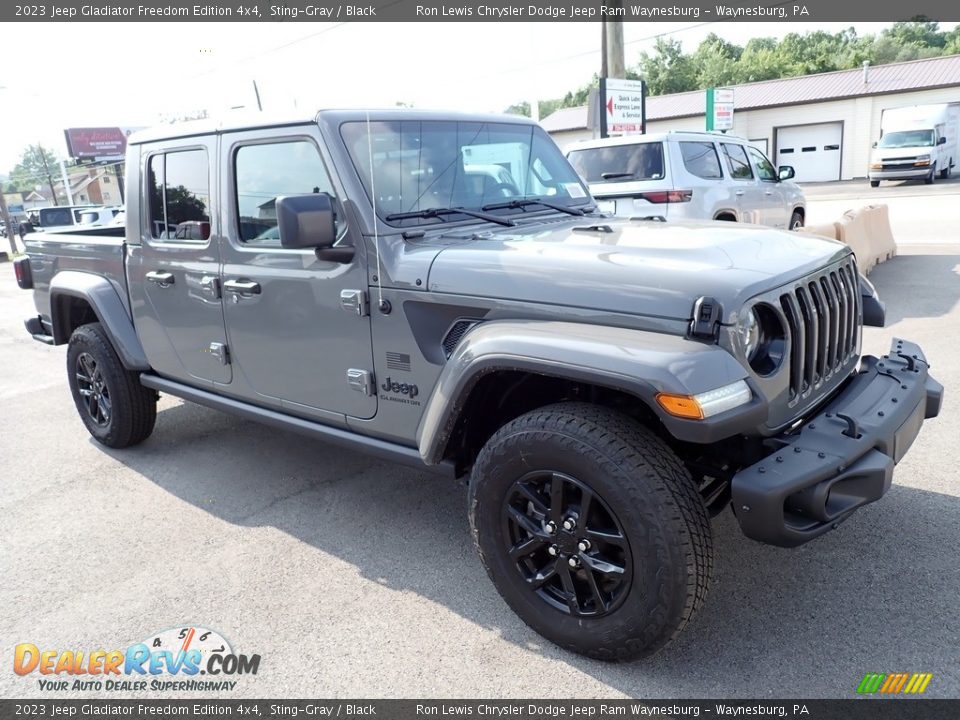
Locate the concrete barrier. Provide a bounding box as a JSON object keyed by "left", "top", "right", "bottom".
{"left": 797, "top": 221, "right": 841, "bottom": 242}
{"left": 799, "top": 205, "right": 897, "bottom": 275}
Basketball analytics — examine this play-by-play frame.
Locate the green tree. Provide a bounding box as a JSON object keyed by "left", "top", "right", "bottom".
{"left": 8, "top": 144, "right": 61, "bottom": 202}
{"left": 883, "top": 19, "right": 946, "bottom": 50}
{"left": 638, "top": 38, "right": 697, "bottom": 95}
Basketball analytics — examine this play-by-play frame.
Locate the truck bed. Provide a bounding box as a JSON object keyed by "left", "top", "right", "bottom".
{"left": 24, "top": 226, "right": 131, "bottom": 323}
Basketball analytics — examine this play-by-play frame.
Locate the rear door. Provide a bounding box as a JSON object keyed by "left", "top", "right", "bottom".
{"left": 218, "top": 127, "right": 376, "bottom": 421}
{"left": 127, "top": 139, "right": 231, "bottom": 386}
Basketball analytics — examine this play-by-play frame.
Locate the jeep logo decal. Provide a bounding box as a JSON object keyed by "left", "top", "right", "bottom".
{"left": 381, "top": 376, "right": 419, "bottom": 399}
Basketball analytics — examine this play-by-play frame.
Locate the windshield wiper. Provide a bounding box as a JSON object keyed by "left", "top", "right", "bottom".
{"left": 384, "top": 206, "right": 516, "bottom": 227}
{"left": 600, "top": 172, "right": 636, "bottom": 180}
{"left": 481, "top": 198, "right": 593, "bottom": 217}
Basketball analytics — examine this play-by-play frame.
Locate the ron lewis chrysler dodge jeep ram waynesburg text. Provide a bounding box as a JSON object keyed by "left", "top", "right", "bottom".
{"left": 14, "top": 110, "right": 942, "bottom": 660}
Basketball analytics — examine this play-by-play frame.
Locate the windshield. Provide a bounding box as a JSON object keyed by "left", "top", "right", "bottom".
{"left": 341, "top": 120, "right": 590, "bottom": 226}
{"left": 878, "top": 130, "right": 935, "bottom": 148}
{"left": 567, "top": 142, "right": 665, "bottom": 183}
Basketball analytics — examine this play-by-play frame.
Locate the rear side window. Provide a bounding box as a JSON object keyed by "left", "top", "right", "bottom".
{"left": 721, "top": 143, "right": 754, "bottom": 180}
{"left": 148, "top": 148, "right": 211, "bottom": 241}
{"left": 567, "top": 143, "right": 665, "bottom": 183}
{"left": 234, "top": 139, "right": 339, "bottom": 246}
{"left": 678, "top": 142, "right": 722, "bottom": 179}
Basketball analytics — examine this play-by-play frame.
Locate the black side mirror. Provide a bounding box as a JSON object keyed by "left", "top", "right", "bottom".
{"left": 872, "top": 142, "right": 878, "bottom": 148}
{"left": 777, "top": 165, "right": 795, "bottom": 181}
{"left": 276, "top": 193, "right": 337, "bottom": 250}
{"left": 938, "top": 136, "right": 947, "bottom": 145}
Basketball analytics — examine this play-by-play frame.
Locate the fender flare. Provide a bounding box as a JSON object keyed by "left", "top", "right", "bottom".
{"left": 415, "top": 320, "right": 766, "bottom": 464}
{"left": 49, "top": 271, "right": 150, "bottom": 371}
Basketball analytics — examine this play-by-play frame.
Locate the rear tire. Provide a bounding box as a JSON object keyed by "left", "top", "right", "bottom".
{"left": 789, "top": 210, "right": 804, "bottom": 230}
{"left": 468, "top": 402, "right": 712, "bottom": 661}
{"left": 870, "top": 180, "right": 880, "bottom": 188}
{"left": 67, "top": 323, "right": 157, "bottom": 448}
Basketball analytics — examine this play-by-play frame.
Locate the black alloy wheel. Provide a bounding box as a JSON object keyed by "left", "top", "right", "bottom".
{"left": 502, "top": 470, "right": 632, "bottom": 617}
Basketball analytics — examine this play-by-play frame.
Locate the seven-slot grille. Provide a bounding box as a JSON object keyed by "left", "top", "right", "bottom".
{"left": 779, "top": 259, "right": 861, "bottom": 401}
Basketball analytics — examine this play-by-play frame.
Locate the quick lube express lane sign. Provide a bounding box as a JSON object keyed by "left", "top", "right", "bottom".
{"left": 600, "top": 78, "right": 646, "bottom": 137}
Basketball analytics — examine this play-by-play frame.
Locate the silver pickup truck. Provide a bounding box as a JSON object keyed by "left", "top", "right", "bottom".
{"left": 14, "top": 110, "right": 942, "bottom": 660}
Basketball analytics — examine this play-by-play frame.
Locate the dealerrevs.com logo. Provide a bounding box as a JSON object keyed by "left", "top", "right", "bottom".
{"left": 14, "top": 626, "right": 260, "bottom": 692}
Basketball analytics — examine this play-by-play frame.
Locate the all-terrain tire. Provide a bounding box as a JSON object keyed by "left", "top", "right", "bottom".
{"left": 67, "top": 322, "right": 157, "bottom": 448}
{"left": 468, "top": 402, "right": 712, "bottom": 661}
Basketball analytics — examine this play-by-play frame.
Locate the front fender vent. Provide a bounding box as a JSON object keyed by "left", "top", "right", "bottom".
{"left": 442, "top": 320, "right": 479, "bottom": 358}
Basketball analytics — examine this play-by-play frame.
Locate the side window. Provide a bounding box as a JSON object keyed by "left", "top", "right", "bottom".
{"left": 678, "top": 141, "right": 723, "bottom": 179}
{"left": 748, "top": 147, "right": 777, "bottom": 182}
{"left": 721, "top": 143, "right": 754, "bottom": 180}
{"left": 148, "top": 148, "right": 210, "bottom": 241}
{"left": 234, "top": 139, "right": 339, "bottom": 246}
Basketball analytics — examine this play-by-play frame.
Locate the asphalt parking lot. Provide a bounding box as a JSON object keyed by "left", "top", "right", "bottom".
{"left": 1, "top": 187, "right": 958, "bottom": 699}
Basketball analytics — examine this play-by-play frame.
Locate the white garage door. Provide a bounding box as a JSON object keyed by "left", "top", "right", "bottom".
{"left": 776, "top": 123, "right": 842, "bottom": 183}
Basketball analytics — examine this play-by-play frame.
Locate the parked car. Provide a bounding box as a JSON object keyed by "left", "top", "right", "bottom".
{"left": 30, "top": 204, "right": 100, "bottom": 232}
{"left": 567, "top": 131, "right": 806, "bottom": 230}
{"left": 15, "top": 110, "right": 940, "bottom": 661}
{"left": 77, "top": 207, "right": 122, "bottom": 227}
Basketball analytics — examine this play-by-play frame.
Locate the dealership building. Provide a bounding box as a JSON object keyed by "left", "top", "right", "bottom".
{"left": 542, "top": 54, "right": 960, "bottom": 183}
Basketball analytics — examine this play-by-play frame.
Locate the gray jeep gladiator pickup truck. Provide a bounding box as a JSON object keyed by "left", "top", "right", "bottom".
{"left": 15, "top": 110, "right": 942, "bottom": 660}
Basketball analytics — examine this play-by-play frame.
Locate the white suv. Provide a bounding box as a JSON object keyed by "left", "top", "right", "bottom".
{"left": 566, "top": 131, "right": 806, "bottom": 230}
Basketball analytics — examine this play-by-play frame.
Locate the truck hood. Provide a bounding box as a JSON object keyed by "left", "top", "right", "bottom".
{"left": 872, "top": 146, "right": 933, "bottom": 160}
{"left": 427, "top": 218, "right": 851, "bottom": 323}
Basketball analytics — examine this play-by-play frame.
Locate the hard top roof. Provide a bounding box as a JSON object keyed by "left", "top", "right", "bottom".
{"left": 128, "top": 109, "right": 538, "bottom": 145}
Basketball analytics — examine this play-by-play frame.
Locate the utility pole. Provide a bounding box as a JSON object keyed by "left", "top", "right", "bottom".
{"left": 0, "top": 189, "right": 17, "bottom": 256}
{"left": 38, "top": 146, "right": 58, "bottom": 205}
{"left": 59, "top": 159, "right": 74, "bottom": 205}
{"left": 603, "top": 15, "right": 626, "bottom": 79}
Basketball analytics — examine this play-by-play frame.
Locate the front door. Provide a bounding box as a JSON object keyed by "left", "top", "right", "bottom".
{"left": 720, "top": 142, "right": 762, "bottom": 224}
{"left": 747, "top": 146, "right": 788, "bottom": 228}
{"left": 218, "top": 129, "right": 376, "bottom": 420}
{"left": 127, "top": 138, "right": 231, "bottom": 386}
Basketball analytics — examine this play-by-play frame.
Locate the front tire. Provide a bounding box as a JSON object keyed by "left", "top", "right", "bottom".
{"left": 941, "top": 163, "right": 952, "bottom": 180}
{"left": 789, "top": 210, "right": 804, "bottom": 230}
{"left": 925, "top": 165, "right": 936, "bottom": 185}
{"left": 67, "top": 323, "right": 157, "bottom": 448}
{"left": 468, "top": 402, "right": 712, "bottom": 661}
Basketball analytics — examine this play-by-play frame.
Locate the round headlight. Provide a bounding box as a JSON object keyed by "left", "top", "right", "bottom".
{"left": 739, "top": 304, "right": 786, "bottom": 375}
{"left": 738, "top": 308, "right": 761, "bottom": 361}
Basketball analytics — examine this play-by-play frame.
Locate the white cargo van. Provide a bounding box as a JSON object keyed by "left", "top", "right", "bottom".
{"left": 869, "top": 103, "right": 959, "bottom": 186}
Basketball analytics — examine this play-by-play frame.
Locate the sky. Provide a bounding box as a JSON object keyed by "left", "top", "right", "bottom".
{"left": 0, "top": 20, "right": 950, "bottom": 173}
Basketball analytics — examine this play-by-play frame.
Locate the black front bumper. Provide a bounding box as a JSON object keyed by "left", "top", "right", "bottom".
{"left": 731, "top": 338, "right": 943, "bottom": 547}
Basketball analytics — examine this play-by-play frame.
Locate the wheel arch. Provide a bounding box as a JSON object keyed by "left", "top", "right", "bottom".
{"left": 416, "top": 320, "right": 761, "bottom": 469}
{"left": 713, "top": 210, "right": 738, "bottom": 222}
{"left": 50, "top": 271, "right": 150, "bottom": 371}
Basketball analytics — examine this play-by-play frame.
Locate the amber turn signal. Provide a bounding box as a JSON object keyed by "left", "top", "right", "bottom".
{"left": 655, "top": 393, "right": 704, "bottom": 420}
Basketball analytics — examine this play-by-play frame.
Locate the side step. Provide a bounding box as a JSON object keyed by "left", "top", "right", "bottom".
{"left": 139, "top": 373, "right": 454, "bottom": 478}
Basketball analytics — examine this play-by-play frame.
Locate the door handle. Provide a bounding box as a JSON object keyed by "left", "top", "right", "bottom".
{"left": 223, "top": 279, "right": 261, "bottom": 295}
{"left": 764, "top": 190, "right": 773, "bottom": 196}
{"left": 735, "top": 190, "right": 745, "bottom": 197}
{"left": 145, "top": 270, "right": 175, "bottom": 286}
